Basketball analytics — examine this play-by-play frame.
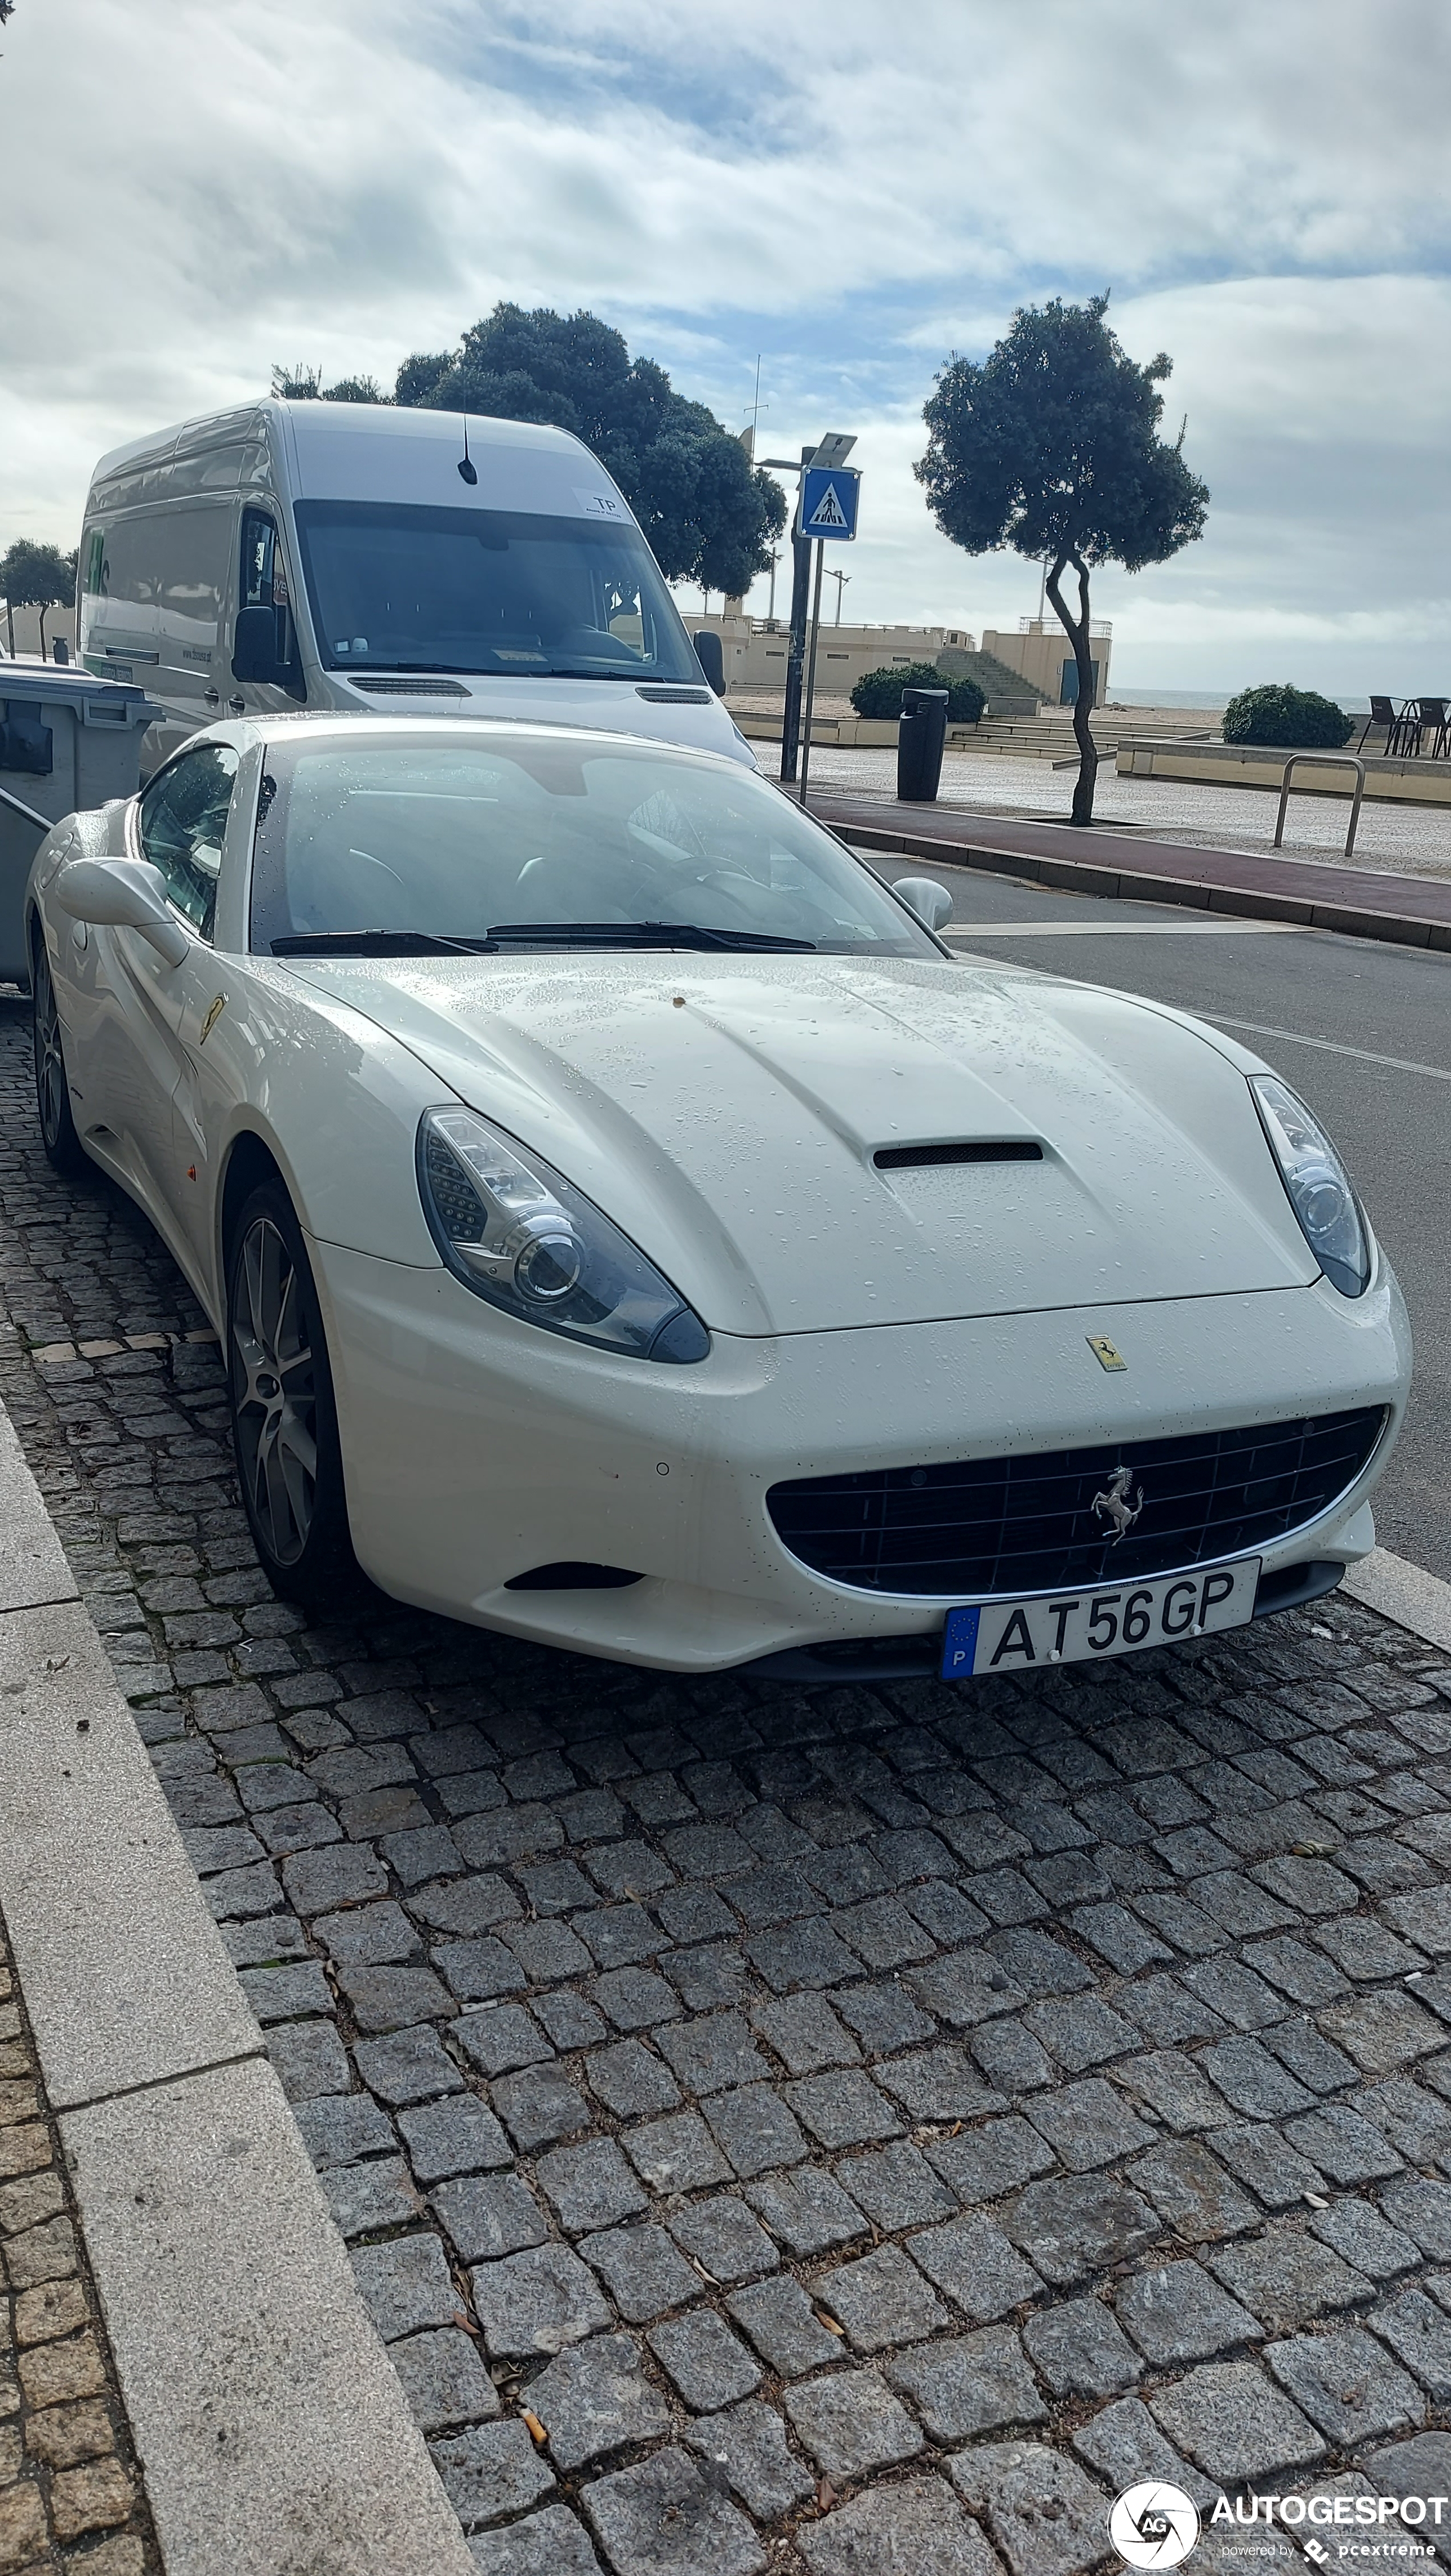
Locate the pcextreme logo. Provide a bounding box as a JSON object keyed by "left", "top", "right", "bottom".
{"left": 1111, "top": 2486, "right": 1449, "bottom": 2567}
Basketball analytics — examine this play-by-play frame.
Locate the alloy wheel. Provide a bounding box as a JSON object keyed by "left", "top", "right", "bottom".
{"left": 230, "top": 1215, "right": 318, "bottom": 1565}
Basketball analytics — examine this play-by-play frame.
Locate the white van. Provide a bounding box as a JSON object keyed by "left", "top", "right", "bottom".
{"left": 77, "top": 400, "right": 745, "bottom": 775}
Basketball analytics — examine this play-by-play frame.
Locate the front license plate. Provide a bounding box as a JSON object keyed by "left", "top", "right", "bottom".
{"left": 940, "top": 1558, "right": 1261, "bottom": 1680}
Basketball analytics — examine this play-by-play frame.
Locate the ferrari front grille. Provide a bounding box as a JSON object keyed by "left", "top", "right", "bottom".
{"left": 766, "top": 1407, "right": 1386, "bottom": 1598}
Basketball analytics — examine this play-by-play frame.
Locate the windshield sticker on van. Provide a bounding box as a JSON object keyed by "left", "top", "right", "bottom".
{"left": 574, "top": 489, "right": 626, "bottom": 520}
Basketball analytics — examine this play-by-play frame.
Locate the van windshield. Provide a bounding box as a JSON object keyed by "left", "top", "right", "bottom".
{"left": 292, "top": 500, "right": 702, "bottom": 683}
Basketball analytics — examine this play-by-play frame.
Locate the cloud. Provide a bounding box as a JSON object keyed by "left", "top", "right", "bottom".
{"left": 1, "top": 0, "right": 1448, "bottom": 689}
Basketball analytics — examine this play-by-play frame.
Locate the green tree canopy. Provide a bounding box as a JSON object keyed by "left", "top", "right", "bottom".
{"left": 394, "top": 306, "right": 787, "bottom": 596}
{"left": 916, "top": 294, "right": 1209, "bottom": 822}
{"left": 0, "top": 539, "right": 75, "bottom": 608}
{"left": 270, "top": 364, "right": 382, "bottom": 404}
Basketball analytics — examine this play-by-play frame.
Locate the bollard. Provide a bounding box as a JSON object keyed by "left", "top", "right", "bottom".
{"left": 897, "top": 687, "right": 948, "bottom": 803}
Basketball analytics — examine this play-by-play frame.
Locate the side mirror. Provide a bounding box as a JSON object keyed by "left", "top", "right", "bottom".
{"left": 53, "top": 856, "right": 190, "bottom": 966}
{"left": 894, "top": 874, "right": 954, "bottom": 932}
{"left": 692, "top": 630, "right": 726, "bottom": 696}
{"left": 231, "top": 605, "right": 279, "bottom": 685}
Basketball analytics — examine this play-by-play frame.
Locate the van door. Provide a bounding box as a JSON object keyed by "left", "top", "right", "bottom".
{"left": 231, "top": 506, "right": 307, "bottom": 714}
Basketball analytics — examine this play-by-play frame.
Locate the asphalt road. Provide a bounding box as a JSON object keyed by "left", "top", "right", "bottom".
{"left": 872, "top": 852, "right": 1451, "bottom": 1582}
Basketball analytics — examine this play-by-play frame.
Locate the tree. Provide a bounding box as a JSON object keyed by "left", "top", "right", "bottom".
{"left": 270, "top": 363, "right": 381, "bottom": 403}
{"left": 1, "top": 538, "right": 76, "bottom": 658}
{"left": 394, "top": 305, "right": 787, "bottom": 597}
{"left": 916, "top": 295, "right": 1209, "bottom": 824}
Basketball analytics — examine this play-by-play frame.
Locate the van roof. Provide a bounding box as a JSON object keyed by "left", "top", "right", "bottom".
{"left": 90, "top": 399, "right": 612, "bottom": 509}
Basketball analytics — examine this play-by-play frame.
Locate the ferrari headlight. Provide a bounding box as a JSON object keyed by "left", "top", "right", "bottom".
{"left": 1251, "top": 1074, "right": 1370, "bottom": 1298}
{"left": 417, "top": 1106, "right": 710, "bottom": 1362}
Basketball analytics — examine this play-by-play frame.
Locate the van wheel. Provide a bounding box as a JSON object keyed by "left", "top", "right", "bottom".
{"left": 226, "top": 1179, "right": 361, "bottom": 1607}
{"left": 33, "top": 942, "right": 86, "bottom": 1176}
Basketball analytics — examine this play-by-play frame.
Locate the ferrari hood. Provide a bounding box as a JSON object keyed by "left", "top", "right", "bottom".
{"left": 286, "top": 952, "right": 1318, "bottom": 1335}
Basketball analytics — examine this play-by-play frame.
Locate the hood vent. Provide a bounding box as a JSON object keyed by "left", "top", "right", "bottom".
{"left": 351, "top": 675, "right": 471, "bottom": 698}
{"left": 875, "top": 1140, "right": 1043, "bottom": 1171}
{"left": 636, "top": 686, "right": 711, "bottom": 705}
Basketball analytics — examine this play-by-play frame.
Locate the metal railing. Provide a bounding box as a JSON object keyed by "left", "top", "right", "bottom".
{"left": 1273, "top": 752, "right": 1366, "bottom": 860}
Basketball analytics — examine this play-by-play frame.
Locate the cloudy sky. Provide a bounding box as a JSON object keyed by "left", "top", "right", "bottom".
{"left": 2, "top": 0, "right": 1448, "bottom": 693}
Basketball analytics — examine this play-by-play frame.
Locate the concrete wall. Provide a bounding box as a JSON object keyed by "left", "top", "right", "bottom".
{"left": 1117, "top": 736, "right": 1451, "bottom": 808}
{"left": 981, "top": 618, "right": 1113, "bottom": 704}
{"left": 679, "top": 611, "right": 975, "bottom": 698}
{"left": 0, "top": 603, "right": 78, "bottom": 660}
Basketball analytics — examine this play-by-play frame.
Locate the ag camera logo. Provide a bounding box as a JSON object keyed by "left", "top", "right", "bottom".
{"left": 1111, "top": 2484, "right": 1201, "bottom": 2569}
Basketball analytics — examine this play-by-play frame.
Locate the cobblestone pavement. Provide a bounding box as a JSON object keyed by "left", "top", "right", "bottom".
{"left": 0, "top": 1907, "right": 158, "bottom": 2576}
{"left": 6, "top": 990, "right": 1451, "bottom": 2576}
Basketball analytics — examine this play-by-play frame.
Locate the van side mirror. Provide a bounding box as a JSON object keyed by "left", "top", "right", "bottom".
{"left": 232, "top": 605, "right": 279, "bottom": 685}
{"left": 895, "top": 875, "right": 954, "bottom": 932}
{"left": 692, "top": 631, "right": 726, "bottom": 696}
{"left": 52, "top": 856, "right": 190, "bottom": 966}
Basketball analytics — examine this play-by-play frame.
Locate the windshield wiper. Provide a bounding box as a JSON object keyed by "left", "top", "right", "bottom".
{"left": 484, "top": 922, "right": 816, "bottom": 953}
{"left": 271, "top": 930, "right": 497, "bottom": 957}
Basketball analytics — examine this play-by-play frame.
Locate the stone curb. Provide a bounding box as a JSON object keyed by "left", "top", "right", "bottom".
{"left": 815, "top": 803, "right": 1451, "bottom": 953}
{"left": 0, "top": 1405, "right": 475, "bottom": 2575}
{"left": 1342, "top": 1544, "right": 1451, "bottom": 1656}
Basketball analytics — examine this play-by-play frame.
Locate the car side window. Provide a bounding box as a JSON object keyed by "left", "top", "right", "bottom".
{"left": 136, "top": 744, "right": 239, "bottom": 940}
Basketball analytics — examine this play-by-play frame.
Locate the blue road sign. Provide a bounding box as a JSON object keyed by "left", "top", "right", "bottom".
{"left": 800, "top": 466, "right": 860, "bottom": 541}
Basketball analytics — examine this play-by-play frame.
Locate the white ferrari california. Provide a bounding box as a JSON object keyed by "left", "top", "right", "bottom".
{"left": 26, "top": 716, "right": 1410, "bottom": 1679}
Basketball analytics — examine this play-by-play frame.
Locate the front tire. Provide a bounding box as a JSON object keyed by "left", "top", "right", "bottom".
{"left": 226, "top": 1178, "right": 360, "bottom": 1607}
{"left": 32, "top": 938, "right": 86, "bottom": 1176}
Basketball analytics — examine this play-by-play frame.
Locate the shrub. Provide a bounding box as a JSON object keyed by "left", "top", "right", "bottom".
{"left": 850, "top": 662, "right": 985, "bottom": 724}
{"left": 1221, "top": 683, "right": 1353, "bottom": 750}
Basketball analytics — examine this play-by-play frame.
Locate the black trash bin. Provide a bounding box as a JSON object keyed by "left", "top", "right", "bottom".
{"left": 897, "top": 686, "right": 948, "bottom": 803}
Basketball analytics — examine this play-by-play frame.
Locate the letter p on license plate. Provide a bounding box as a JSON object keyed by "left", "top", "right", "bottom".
{"left": 940, "top": 1558, "right": 1260, "bottom": 1680}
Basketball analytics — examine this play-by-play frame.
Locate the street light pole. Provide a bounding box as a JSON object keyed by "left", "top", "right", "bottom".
{"left": 828, "top": 568, "right": 850, "bottom": 624}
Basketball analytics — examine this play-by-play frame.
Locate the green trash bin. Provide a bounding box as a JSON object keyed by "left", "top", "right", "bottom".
{"left": 0, "top": 664, "right": 158, "bottom": 988}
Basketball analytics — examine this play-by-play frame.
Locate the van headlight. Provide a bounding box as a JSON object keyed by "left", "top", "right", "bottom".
{"left": 1251, "top": 1074, "right": 1371, "bottom": 1298}
{"left": 417, "top": 1106, "right": 710, "bottom": 1362}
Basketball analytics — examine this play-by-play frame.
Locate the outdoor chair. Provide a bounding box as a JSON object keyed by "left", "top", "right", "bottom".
{"left": 1414, "top": 697, "right": 1450, "bottom": 759}
{"left": 1356, "top": 695, "right": 1402, "bottom": 755}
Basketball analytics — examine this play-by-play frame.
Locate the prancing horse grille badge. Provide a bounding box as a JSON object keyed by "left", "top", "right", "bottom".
{"left": 1086, "top": 1334, "right": 1127, "bottom": 1372}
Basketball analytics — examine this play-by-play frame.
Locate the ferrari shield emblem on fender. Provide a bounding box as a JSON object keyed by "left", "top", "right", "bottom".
{"left": 1086, "top": 1334, "right": 1127, "bottom": 1372}
{"left": 199, "top": 994, "right": 227, "bottom": 1045}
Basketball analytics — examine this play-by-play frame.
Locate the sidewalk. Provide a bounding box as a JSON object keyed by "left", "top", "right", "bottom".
{"left": 809, "top": 792, "right": 1451, "bottom": 949}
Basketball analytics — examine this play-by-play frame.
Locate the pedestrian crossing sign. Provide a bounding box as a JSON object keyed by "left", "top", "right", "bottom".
{"left": 800, "top": 466, "right": 860, "bottom": 541}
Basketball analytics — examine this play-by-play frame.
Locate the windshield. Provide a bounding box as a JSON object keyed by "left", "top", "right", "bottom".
{"left": 249, "top": 735, "right": 941, "bottom": 958}
{"left": 292, "top": 500, "right": 702, "bottom": 682}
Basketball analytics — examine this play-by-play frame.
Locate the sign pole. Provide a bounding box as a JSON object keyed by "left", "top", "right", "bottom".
{"left": 796, "top": 539, "right": 827, "bottom": 808}
{"left": 779, "top": 444, "right": 814, "bottom": 785}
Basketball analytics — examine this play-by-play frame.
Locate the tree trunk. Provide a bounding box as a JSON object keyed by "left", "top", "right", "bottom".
{"left": 1045, "top": 552, "right": 1098, "bottom": 826}
{"left": 37, "top": 603, "right": 47, "bottom": 661}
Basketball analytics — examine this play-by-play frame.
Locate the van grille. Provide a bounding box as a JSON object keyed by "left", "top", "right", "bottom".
{"left": 766, "top": 1408, "right": 1385, "bottom": 1598}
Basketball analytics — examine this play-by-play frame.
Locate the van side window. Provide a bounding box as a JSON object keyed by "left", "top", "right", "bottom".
{"left": 238, "top": 509, "right": 306, "bottom": 700}
{"left": 137, "top": 744, "right": 239, "bottom": 940}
